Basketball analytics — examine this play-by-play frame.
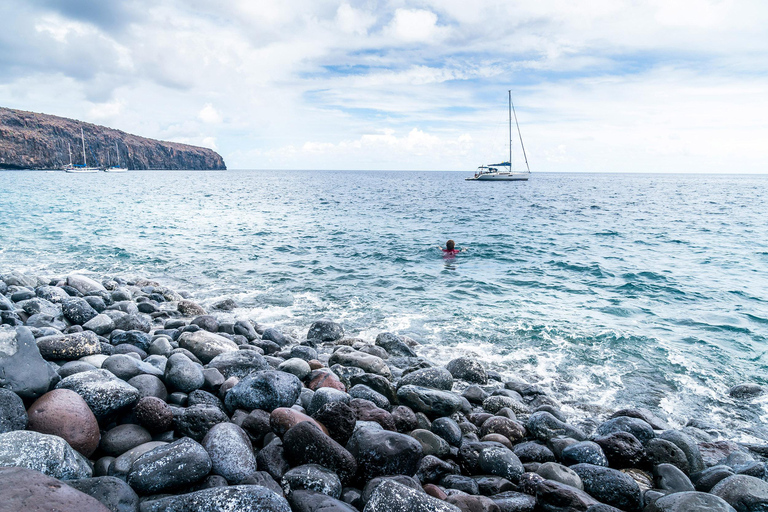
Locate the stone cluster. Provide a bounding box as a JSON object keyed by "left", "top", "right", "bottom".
{"left": 1, "top": 269, "right": 767, "bottom": 512}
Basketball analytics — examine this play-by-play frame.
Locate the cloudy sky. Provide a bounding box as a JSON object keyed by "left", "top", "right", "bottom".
{"left": 1, "top": 0, "right": 766, "bottom": 172}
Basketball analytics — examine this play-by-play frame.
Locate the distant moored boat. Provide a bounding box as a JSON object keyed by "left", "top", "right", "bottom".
{"left": 466, "top": 90, "right": 531, "bottom": 181}
{"left": 104, "top": 141, "right": 127, "bottom": 172}
{"left": 65, "top": 128, "right": 100, "bottom": 173}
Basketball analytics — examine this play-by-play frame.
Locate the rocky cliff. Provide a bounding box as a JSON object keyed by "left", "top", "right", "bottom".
{"left": 0, "top": 107, "right": 226, "bottom": 170}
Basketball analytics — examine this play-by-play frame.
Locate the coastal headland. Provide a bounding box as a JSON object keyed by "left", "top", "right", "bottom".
{"left": 1, "top": 270, "right": 767, "bottom": 511}
{"left": 0, "top": 107, "right": 226, "bottom": 170}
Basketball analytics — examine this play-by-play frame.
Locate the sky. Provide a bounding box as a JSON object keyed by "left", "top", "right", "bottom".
{"left": 1, "top": 0, "right": 767, "bottom": 172}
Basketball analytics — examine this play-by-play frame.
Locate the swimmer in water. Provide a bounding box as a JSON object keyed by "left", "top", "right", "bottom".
{"left": 438, "top": 239, "right": 465, "bottom": 257}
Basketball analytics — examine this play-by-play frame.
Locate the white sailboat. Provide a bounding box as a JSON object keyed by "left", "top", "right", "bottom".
{"left": 466, "top": 90, "right": 531, "bottom": 181}
{"left": 65, "top": 128, "right": 100, "bottom": 173}
{"left": 104, "top": 141, "right": 127, "bottom": 172}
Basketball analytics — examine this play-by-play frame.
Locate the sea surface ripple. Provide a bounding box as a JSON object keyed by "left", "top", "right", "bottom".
{"left": 1, "top": 170, "right": 767, "bottom": 440}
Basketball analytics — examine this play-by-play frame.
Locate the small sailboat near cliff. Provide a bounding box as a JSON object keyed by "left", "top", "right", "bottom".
{"left": 466, "top": 91, "right": 530, "bottom": 181}
{"left": 65, "top": 128, "right": 100, "bottom": 173}
{"left": 104, "top": 142, "right": 127, "bottom": 172}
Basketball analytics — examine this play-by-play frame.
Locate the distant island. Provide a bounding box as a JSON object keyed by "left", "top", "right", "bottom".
{"left": 0, "top": 107, "right": 226, "bottom": 170}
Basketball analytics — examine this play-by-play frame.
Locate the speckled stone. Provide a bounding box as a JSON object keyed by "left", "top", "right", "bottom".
{"left": 55, "top": 369, "right": 140, "bottom": 420}
{"left": 127, "top": 437, "right": 212, "bottom": 494}
{"left": 0, "top": 388, "right": 27, "bottom": 434}
{"left": 140, "top": 485, "right": 291, "bottom": 512}
{"left": 0, "top": 430, "right": 92, "bottom": 479}
{"left": 202, "top": 422, "right": 257, "bottom": 484}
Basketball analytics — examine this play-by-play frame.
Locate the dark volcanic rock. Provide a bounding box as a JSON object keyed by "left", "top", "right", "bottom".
{"left": 282, "top": 464, "right": 343, "bottom": 498}
{"left": 208, "top": 349, "right": 270, "bottom": 379}
{"left": 595, "top": 416, "right": 655, "bottom": 444}
{"left": 347, "top": 426, "right": 424, "bottom": 480}
{"left": 307, "top": 319, "right": 344, "bottom": 342}
{"left": 0, "top": 430, "right": 92, "bottom": 479}
{"left": 397, "top": 384, "right": 463, "bottom": 418}
{"left": 490, "top": 491, "right": 536, "bottom": 512}
{"left": 0, "top": 325, "right": 58, "bottom": 399}
{"left": 133, "top": 396, "right": 173, "bottom": 433}
{"left": 446, "top": 356, "right": 488, "bottom": 384}
{"left": 289, "top": 489, "right": 359, "bottom": 512}
{"left": 140, "top": 485, "right": 290, "bottom": 512}
{"left": 571, "top": 463, "right": 642, "bottom": 511}
{"left": 645, "top": 491, "right": 737, "bottom": 511}
{"left": 527, "top": 411, "right": 586, "bottom": 442}
{"left": 61, "top": 297, "right": 99, "bottom": 325}
{"left": 37, "top": 330, "right": 102, "bottom": 359}
{"left": 711, "top": 474, "right": 768, "bottom": 512}
{"left": 66, "top": 476, "right": 139, "bottom": 512}
{"left": 0, "top": 107, "right": 226, "bottom": 170}
{"left": 55, "top": 368, "right": 140, "bottom": 420}
{"left": 257, "top": 438, "right": 292, "bottom": 481}
{"left": 0, "top": 466, "right": 111, "bottom": 512}
{"left": 375, "top": 332, "right": 417, "bottom": 357}
{"left": 202, "top": 422, "right": 257, "bottom": 483}
{"left": 478, "top": 446, "right": 524, "bottom": 483}
{"left": 175, "top": 404, "right": 230, "bottom": 441}
{"left": 364, "top": 479, "right": 461, "bottom": 512}
{"left": 164, "top": 352, "right": 205, "bottom": 393}
{"left": 312, "top": 401, "right": 357, "bottom": 444}
{"left": 127, "top": 437, "right": 212, "bottom": 494}
{"left": 283, "top": 421, "right": 357, "bottom": 484}
{"left": 397, "top": 366, "right": 454, "bottom": 391}
{"left": 0, "top": 387, "right": 27, "bottom": 433}
{"left": 592, "top": 432, "right": 643, "bottom": 468}
{"left": 100, "top": 423, "right": 152, "bottom": 456}
{"left": 535, "top": 479, "right": 599, "bottom": 511}
{"left": 225, "top": 370, "right": 302, "bottom": 412}
{"left": 562, "top": 441, "right": 610, "bottom": 467}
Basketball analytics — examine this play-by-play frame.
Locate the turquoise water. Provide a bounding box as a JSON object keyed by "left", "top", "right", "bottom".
{"left": 2, "top": 170, "right": 768, "bottom": 439}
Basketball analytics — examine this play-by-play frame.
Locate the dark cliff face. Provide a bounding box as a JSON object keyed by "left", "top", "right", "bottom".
{"left": 0, "top": 107, "right": 226, "bottom": 170}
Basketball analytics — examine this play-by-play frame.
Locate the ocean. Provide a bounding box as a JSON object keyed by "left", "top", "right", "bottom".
{"left": 1, "top": 170, "right": 767, "bottom": 440}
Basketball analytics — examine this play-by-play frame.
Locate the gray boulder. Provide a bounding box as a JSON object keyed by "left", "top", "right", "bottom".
{"left": 56, "top": 369, "right": 140, "bottom": 420}
{"left": 282, "top": 464, "right": 342, "bottom": 498}
{"left": 140, "top": 485, "right": 291, "bottom": 512}
{"left": 0, "top": 387, "right": 27, "bottom": 433}
{"left": 0, "top": 326, "right": 58, "bottom": 399}
{"left": 202, "top": 422, "right": 257, "bottom": 483}
{"left": 127, "top": 437, "right": 212, "bottom": 494}
{"left": 208, "top": 350, "right": 270, "bottom": 379}
{"left": 396, "top": 385, "right": 463, "bottom": 418}
{"left": 346, "top": 426, "right": 423, "bottom": 480}
{"left": 711, "top": 474, "right": 768, "bottom": 512}
{"left": 225, "top": 370, "right": 302, "bottom": 412}
{"left": 446, "top": 357, "right": 487, "bottom": 384}
{"left": 178, "top": 330, "right": 239, "bottom": 364}
{"left": 646, "top": 491, "right": 736, "bottom": 511}
{"left": 0, "top": 430, "right": 92, "bottom": 479}
{"left": 66, "top": 476, "right": 139, "bottom": 512}
{"left": 307, "top": 319, "right": 344, "bottom": 342}
{"left": 363, "top": 479, "right": 461, "bottom": 511}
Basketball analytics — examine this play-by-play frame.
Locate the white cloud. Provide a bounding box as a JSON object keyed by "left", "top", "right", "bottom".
{"left": 201, "top": 136, "right": 218, "bottom": 150}
{"left": 383, "top": 9, "right": 447, "bottom": 44}
{"left": 198, "top": 103, "right": 222, "bottom": 124}
{"left": 88, "top": 100, "right": 123, "bottom": 120}
{"left": 335, "top": 3, "right": 376, "bottom": 35}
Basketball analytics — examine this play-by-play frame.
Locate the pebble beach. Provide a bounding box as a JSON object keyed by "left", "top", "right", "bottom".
{"left": 1, "top": 269, "right": 768, "bottom": 512}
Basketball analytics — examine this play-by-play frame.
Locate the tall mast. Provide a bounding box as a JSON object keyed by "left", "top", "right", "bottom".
{"left": 508, "top": 90, "right": 512, "bottom": 170}
{"left": 510, "top": 96, "right": 530, "bottom": 173}
{"left": 68, "top": 143, "right": 72, "bottom": 166}
{"left": 81, "top": 127, "right": 87, "bottom": 167}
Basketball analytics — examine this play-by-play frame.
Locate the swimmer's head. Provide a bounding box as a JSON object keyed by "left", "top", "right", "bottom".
{"left": 446, "top": 240, "right": 455, "bottom": 250}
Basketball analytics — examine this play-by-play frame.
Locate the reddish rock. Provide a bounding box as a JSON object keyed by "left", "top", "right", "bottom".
{"left": 423, "top": 483, "right": 448, "bottom": 500}
{"left": 270, "top": 407, "right": 329, "bottom": 436}
{"left": 482, "top": 433, "right": 513, "bottom": 449}
{"left": 349, "top": 398, "right": 396, "bottom": 431}
{"left": 308, "top": 359, "right": 324, "bottom": 370}
{"left": 133, "top": 397, "right": 173, "bottom": 433}
{"left": 26, "top": 388, "right": 100, "bottom": 457}
{"left": 0, "top": 466, "right": 110, "bottom": 512}
{"left": 479, "top": 416, "right": 526, "bottom": 443}
{"left": 307, "top": 370, "right": 346, "bottom": 392}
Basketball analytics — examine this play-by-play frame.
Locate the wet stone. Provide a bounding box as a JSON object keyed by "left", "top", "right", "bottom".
{"left": 0, "top": 387, "right": 27, "bottom": 434}
{"left": 0, "top": 430, "right": 92, "bottom": 479}
{"left": 347, "top": 426, "right": 424, "bottom": 481}
{"left": 202, "top": 422, "right": 257, "bottom": 483}
{"left": 562, "top": 441, "right": 610, "bottom": 467}
{"left": 225, "top": 370, "right": 302, "bottom": 412}
{"left": 282, "top": 464, "right": 343, "bottom": 499}
{"left": 55, "top": 368, "right": 140, "bottom": 420}
{"left": 127, "top": 437, "right": 212, "bottom": 494}
{"left": 140, "top": 485, "right": 291, "bottom": 512}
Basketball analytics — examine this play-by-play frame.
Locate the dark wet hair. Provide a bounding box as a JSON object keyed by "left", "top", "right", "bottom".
{"left": 446, "top": 240, "right": 455, "bottom": 250}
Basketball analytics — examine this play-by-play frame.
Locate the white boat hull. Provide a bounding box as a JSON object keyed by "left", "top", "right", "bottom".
{"left": 466, "top": 172, "right": 530, "bottom": 181}
{"left": 103, "top": 167, "right": 127, "bottom": 173}
{"left": 65, "top": 167, "right": 100, "bottom": 173}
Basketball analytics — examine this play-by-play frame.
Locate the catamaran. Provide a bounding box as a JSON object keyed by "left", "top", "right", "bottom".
{"left": 104, "top": 141, "right": 127, "bottom": 172}
{"left": 65, "top": 128, "right": 100, "bottom": 173}
{"left": 466, "top": 91, "right": 530, "bottom": 181}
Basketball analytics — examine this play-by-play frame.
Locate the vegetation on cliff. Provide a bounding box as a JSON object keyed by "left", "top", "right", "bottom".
{"left": 0, "top": 107, "right": 226, "bottom": 170}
